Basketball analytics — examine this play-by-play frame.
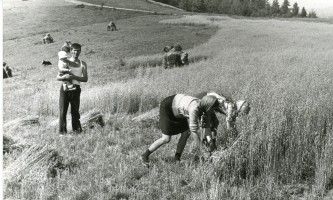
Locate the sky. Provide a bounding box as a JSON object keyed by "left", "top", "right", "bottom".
{"left": 270, "top": 0, "right": 333, "bottom": 9}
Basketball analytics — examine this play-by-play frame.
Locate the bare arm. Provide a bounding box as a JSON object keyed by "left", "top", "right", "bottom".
{"left": 188, "top": 105, "right": 208, "bottom": 151}
{"left": 56, "top": 73, "right": 71, "bottom": 81}
{"left": 225, "top": 102, "right": 239, "bottom": 137}
{"left": 59, "top": 68, "right": 70, "bottom": 73}
{"left": 226, "top": 119, "right": 239, "bottom": 138}
{"left": 162, "top": 54, "right": 168, "bottom": 69}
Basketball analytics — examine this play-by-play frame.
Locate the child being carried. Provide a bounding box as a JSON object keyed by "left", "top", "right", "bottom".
{"left": 58, "top": 46, "right": 76, "bottom": 91}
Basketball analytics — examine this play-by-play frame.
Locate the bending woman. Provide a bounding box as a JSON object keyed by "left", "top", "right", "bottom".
{"left": 141, "top": 94, "right": 219, "bottom": 165}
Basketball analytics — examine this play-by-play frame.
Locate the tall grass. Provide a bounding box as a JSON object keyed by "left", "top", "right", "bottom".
{"left": 76, "top": 16, "right": 333, "bottom": 198}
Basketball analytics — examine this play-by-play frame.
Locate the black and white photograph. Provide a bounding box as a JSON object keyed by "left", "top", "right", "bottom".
{"left": 2, "top": 0, "right": 333, "bottom": 199}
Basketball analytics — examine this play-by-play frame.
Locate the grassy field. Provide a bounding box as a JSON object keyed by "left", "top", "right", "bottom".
{"left": 3, "top": 0, "right": 333, "bottom": 199}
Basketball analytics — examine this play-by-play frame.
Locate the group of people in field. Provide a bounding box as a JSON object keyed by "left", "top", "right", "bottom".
{"left": 141, "top": 92, "right": 250, "bottom": 165}
{"left": 163, "top": 43, "right": 189, "bottom": 69}
{"left": 140, "top": 44, "right": 250, "bottom": 165}
{"left": 53, "top": 32, "right": 250, "bottom": 166}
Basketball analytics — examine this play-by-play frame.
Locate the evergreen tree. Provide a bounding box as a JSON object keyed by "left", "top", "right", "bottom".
{"left": 198, "top": 0, "right": 207, "bottom": 12}
{"left": 308, "top": 9, "right": 317, "bottom": 18}
{"left": 231, "top": 0, "right": 242, "bottom": 15}
{"left": 190, "top": 0, "right": 200, "bottom": 12}
{"left": 300, "top": 7, "right": 307, "bottom": 17}
{"left": 179, "top": 0, "right": 191, "bottom": 11}
{"left": 280, "top": 0, "right": 290, "bottom": 15}
{"left": 169, "top": 0, "right": 179, "bottom": 7}
{"left": 218, "top": 0, "right": 232, "bottom": 14}
{"left": 256, "top": 0, "right": 270, "bottom": 16}
{"left": 249, "top": 0, "right": 266, "bottom": 16}
{"left": 241, "top": 1, "right": 252, "bottom": 16}
{"left": 205, "top": 0, "right": 220, "bottom": 13}
{"left": 271, "top": 0, "right": 280, "bottom": 15}
{"left": 265, "top": 0, "right": 271, "bottom": 16}
{"left": 292, "top": 2, "right": 299, "bottom": 16}
{"left": 191, "top": 0, "right": 206, "bottom": 12}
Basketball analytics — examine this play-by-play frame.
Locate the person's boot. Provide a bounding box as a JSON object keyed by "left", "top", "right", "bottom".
{"left": 211, "top": 138, "right": 217, "bottom": 151}
{"left": 174, "top": 153, "right": 181, "bottom": 162}
{"left": 207, "top": 139, "right": 217, "bottom": 153}
{"left": 141, "top": 150, "right": 151, "bottom": 167}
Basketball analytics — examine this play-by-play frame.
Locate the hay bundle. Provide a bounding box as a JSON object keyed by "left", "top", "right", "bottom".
{"left": 132, "top": 107, "right": 159, "bottom": 128}
{"left": 210, "top": 132, "right": 253, "bottom": 183}
{"left": 3, "top": 134, "right": 29, "bottom": 154}
{"left": 211, "top": 132, "right": 249, "bottom": 161}
{"left": 81, "top": 110, "right": 105, "bottom": 129}
{"left": 49, "top": 118, "right": 59, "bottom": 127}
{"left": 3, "top": 116, "right": 39, "bottom": 130}
{"left": 3, "top": 145, "right": 58, "bottom": 182}
{"left": 49, "top": 110, "right": 105, "bottom": 130}
{"left": 3, "top": 135, "right": 15, "bottom": 154}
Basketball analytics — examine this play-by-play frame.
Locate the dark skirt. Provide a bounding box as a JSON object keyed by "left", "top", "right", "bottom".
{"left": 159, "top": 95, "right": 189, "bottom": 135}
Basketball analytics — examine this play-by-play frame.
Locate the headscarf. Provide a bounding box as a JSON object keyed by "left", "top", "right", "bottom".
{"left": 173, "top": 43, "right": 182, "bottom": 52}
{"left": 236, "top": 100, "right": 250, "bottom": 115}
{"left": 200, "top": 95, "right": 218, "bottom": 113}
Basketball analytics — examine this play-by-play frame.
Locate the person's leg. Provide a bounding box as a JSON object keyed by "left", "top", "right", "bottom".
{"left": 70, "top": 87, "right": 82, "bottom": 133}
{"left": 141, "top": 133, "right": 171, "bottom": 163}
{"left": 210, "top": 113, "right": 219, "bottom": 151}
{"left": 59, "top": 85, "right": 70, "bottom": 134}
{"left": 175, "top": 130, "right": 191, "bottom": 161}
{"left": 3, "top": 68, "right": 8, "bottom": 78}
{"left": 7, "top": 68, "right": 12, "bottom": 77}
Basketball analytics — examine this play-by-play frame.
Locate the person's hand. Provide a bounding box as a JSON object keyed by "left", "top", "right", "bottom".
{"left": 226, "top": 116, "right": 233, "bottom": 122}
{"left": 62, "top": 74, "right": 72, "bottom": 79}
{"left": 226, "top": 125, "right": 233, "bottom": 132}
{"left": 202, "top": 151, "right": 212, "bottom": 160}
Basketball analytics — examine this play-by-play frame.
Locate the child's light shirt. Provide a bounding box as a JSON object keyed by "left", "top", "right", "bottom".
{"left": 58, "top": 60, "right": 69, "bottom": 71}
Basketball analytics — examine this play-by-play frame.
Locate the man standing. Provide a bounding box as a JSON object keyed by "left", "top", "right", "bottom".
{"left": 57, "top": 43, "right": 88, "bottom": 134}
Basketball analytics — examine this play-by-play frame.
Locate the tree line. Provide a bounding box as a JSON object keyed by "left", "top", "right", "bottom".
{"left": 155, "top": 0, "right": 318, "bottom": 18}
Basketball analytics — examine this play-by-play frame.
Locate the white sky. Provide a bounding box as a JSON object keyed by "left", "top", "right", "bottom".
{"left": 270, "top": 0, "right": 333, "bottom": 9}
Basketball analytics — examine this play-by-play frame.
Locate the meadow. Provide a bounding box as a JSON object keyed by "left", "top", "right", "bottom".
{"left": 3, "top": 0, "right": 333, "bottom": 199}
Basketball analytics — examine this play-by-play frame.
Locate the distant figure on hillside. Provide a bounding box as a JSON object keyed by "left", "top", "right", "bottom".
{"left": 163, "top": 45, "right": 173, "bottom": 53}
{"left": 42, "top": 60, "right": 52, "bottom": 66}
{"left": 195, "top": 91, "right": 251, "bottom": 151}
{"left": 141, "top": 94, "right": 220, "bottom": 166}
{"left": 57, "top": 43, "right": 88, "bottom": 135}
{"left": 163, "top": 43, "right": 189, "bottom": 69}
{"left": 3, "top": 62, "right": 12, "bottom": 78}
{"left": 43, "top": 33, "right": 53, "bottom": 44}
{"left": 3, "top": 68, "right": 8, "bottom": 79}
{"left": 107, "top": 21, "right": 117, "bottom": 31}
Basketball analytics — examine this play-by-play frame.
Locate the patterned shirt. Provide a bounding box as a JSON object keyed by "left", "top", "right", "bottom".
{"left": 197, "top": 91, "right": 237, "bottom": 123}
{"left": 171, "top": 94, "right": 203, "bottom": 135}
